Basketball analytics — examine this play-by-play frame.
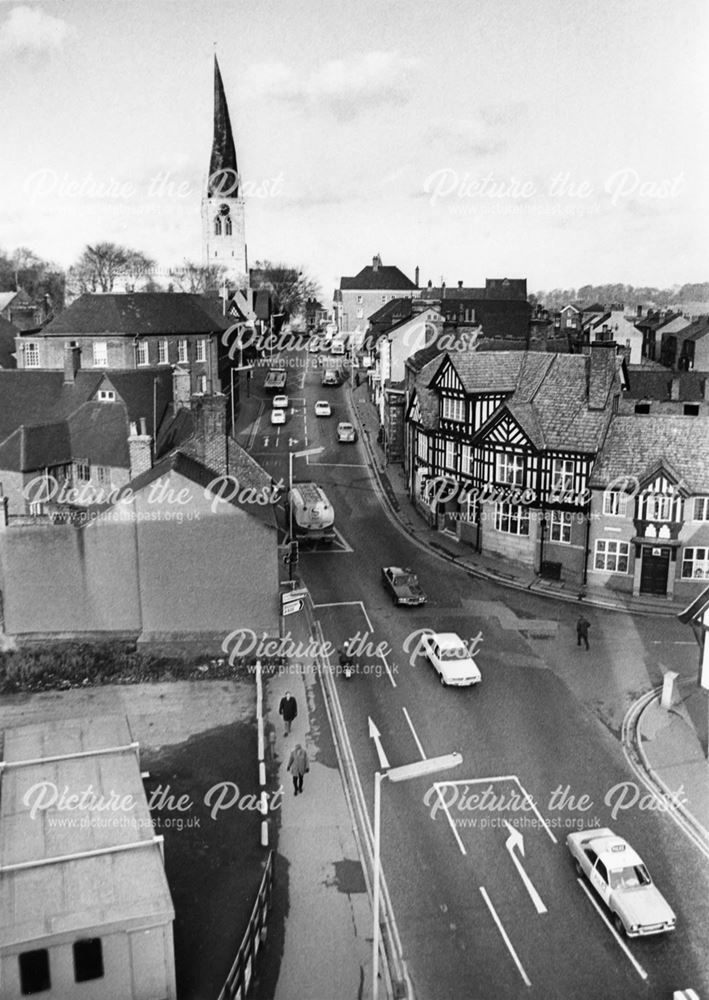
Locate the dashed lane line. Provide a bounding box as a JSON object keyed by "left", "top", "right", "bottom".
{"left": 575, "top": 878, "right": 648, "bottom": 981}
{"left": 479, "top": 886, "right": 532, "bottom": 988}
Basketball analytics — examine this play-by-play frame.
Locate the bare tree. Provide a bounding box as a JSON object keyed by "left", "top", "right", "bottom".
{"left": 250, "top": 260, "right": 321, "bottom": 318}
{"left": 68, "top": 243, "right": 156, "bottom": 295}
{"left": 168, "top": 260, "right": 232, "bottom": 294}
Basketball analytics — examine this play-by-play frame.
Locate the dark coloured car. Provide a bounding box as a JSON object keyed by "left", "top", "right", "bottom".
{"left": 381, "top": 566, "right": 427, "bottom": 606}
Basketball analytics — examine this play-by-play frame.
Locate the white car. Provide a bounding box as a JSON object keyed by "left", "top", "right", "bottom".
{"left": 271, "top": 408, "right": 286, "bottom": 425}
{"left": 419, "top": 631, "right": 482, "bottom": 686}
{"left": 567, "top": 828, "right": 676, "bottom": 936}
{"left": 314, "top": 400, "right": 332, "bottom": 417}
{"left": 272, "top": 394, "right": 289, "bottom": 409}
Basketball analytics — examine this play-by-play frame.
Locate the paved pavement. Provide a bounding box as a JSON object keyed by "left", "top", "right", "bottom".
{"left": 235, "top": 358, "right": 709, "bottom": 1000}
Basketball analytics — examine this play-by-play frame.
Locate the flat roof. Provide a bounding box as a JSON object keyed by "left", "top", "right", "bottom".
{"left": 0, "top": 715, "right": 174, "bottom": 949}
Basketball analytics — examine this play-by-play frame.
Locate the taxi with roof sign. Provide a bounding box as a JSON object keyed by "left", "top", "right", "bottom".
{"left": 566, "top": 827, "right": 676, "bottom": 936}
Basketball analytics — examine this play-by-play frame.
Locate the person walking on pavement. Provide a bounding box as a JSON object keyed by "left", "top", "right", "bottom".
{"left": 279, "top": 691, "right": 298, "bottom": 736}
{"left": 576, "top": 615, "right": 591, "bottom": 650}
{"left": 287, "top": 743, "right": 309, "bottom": 795}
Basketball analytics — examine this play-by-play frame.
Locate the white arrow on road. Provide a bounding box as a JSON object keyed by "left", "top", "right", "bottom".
{"left": 368, "top": 717, "right": 391, "bottom": 771}
{"left": 503, "top": 821, "right": 547, "bottom": 915}
{"left": 288, "top": 437, "right": 299, "bottom": 447}
{"left": 263, "top": 436, "right": 270, "bottom": 447}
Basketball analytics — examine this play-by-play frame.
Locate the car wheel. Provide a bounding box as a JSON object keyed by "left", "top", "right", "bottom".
{"left": 612, "top": 913, "right": 625, "bottom": 936}
{"left": 574, "top": 859, "right": 583, "bottom": 877}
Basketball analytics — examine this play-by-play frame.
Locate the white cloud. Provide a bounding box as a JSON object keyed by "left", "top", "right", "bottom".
{"left": 0, "top": 6, "right": 75, "bottom": 55}
{"left": 245, "top": 50, "right": 419, "bottom": 119}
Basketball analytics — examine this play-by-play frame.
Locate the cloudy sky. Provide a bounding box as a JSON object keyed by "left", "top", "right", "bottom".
{"left": 1, "top": 0, "right": 707, "bottom": 299}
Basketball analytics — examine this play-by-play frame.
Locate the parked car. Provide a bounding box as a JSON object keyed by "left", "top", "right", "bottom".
{"left": 418, "top": 630, "right": 481, "bottom": 686}
{"left": 314, "top": 400, "right": 332, "bottom": 417}
{"left": 381, "top": 566, "right": 426, "bottom": 606}
{"left": 566, "top": 828, "right": 676, "bottom": 937}
{"left": 337, "top": 422, "right": 357, "bottom": 443}
{"left": 272, "top": 394, "right": 289, "bottom": 409}
{"left": 271, "top": 409, "right": 286, "bottom": 425}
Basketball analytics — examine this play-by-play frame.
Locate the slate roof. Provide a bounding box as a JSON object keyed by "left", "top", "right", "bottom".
{"left": 367, "top": 297, "right": 414, "bottom": 327}
{"left": 625, "top": 370, "right": 708, "bottom": 401}
{"left": 42, "top": 293, "right": 232, "bottom": 337}
{"left": 590, "top": 415, "right": 709, "bottom": 492}
{"left": 0, "top": 291, "right": 22, "bottom": 313}
{"left": 340, "top": 264, "right": 417, "bottom": 291}
{"left": 0, "top": 315, "right": 19, "bottom": 368}
{"left": 438, "top": 351, "right": 550, "bottom": 394}
{"left": 677, "top": 315, "right": 709, "bottom": 342}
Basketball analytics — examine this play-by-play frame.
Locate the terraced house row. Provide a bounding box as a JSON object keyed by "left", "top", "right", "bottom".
{"left": 404, "top": 344, "right": 709, "bottom": 601}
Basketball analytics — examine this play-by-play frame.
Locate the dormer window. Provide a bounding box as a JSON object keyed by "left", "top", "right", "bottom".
{"left": 97, "top": 389, "right": 115, "bottom": 402}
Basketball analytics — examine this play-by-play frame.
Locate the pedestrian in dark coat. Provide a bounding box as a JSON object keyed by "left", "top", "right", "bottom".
{"left": 287, "top": 743, "right": 309, "bottom": 795}
{"left": 576, "top": 616, "right": 590, "bottom": 650}
{"left": 279, "top": 691, "right": 298, "bottom": 735}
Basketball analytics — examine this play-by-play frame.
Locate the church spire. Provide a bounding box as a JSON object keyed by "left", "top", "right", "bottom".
{"left": 208, "top": 56, "right": 239, "bottom": 197}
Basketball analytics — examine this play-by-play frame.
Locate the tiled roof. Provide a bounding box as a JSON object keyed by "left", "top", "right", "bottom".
{"left": 42, "top": 293, "right": 232, "bottom": 337}
{"left": 590, "top": 415, "right": 709, "bottom": 492}
{"left": 442, "top": 351, "right": 547, "bottom": 393}
{"left": 340, "top": 265, "right": 417, "bottom": 291}
{"left": 0, "top": 292, "right": 21, "bottom": 313}
{"left": 0, "top": 369, "right": 173, "bottom": 452}
{"left": 0, "top": 403, "right": 131, "bottom": 473}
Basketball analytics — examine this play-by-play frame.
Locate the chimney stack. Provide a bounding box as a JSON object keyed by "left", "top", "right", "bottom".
{"left": 414, "top": 265, "right": 419, "bottom": 288}
{"left": 636, "top": 305, "right": 643, "bottom": 318}
{"left": 63, "top": 343, "right": 81, "bottom": 384}
{"left": 128, "top": 419, "right": 153, "bottom": 479}
{"left": 458, "top": 280, "right": 463, "bottom": 289}
{"left": 173, "top": 366, "right": 192, "bottom": 412}
{"left": 372, "top": 254, "right": 381, "bottom": 272}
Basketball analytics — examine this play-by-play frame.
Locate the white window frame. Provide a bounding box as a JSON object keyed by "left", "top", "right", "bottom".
{"left": 25, "top": 343, "right": 40, "bottom": 368}
{"left": 594, "top": 538, "right": 630, "bottom": 573}
{"left": 97, "top": 389, "right": 115, "bottom": 402}
{"left": 495, "top": 502, "right": 530, "bottom": 536}
{"left": 357, "top": 295, "right": 363, "bottom": 304}
{"left": 136, "top": 341, "right": 149, "bottom": 366}
{"left": 603, "top": 490, "right": 628, "bottom": 517}
{"left": 92, "top": 341, "right": 108, "bottom": 367}
{"left": 693, "top": 497, "right": 709, "bottom": 521}
{"left": 441, "top": 396, "right": 464, "bottom": 422}
{"left": 96, "top": 466, "right": 112, "bottom": 487}
{"left": 178, "top": 339, "right": 188, "bottom": 364}
{"left": 681, "top": 547, "right": 709, "bottom": 580}
{"left": 444, "top": 440, "right": 456, "bottom": 471}
{"left": 551, "top": 458, "right": 575, "bottom": 492}
{"left": 195, "top": 339, "right": 206, "bottom": 362}
{"left": 75, "top": 459, "right": 91, "bottom": 483}
{"left": 158, "top": 339, "right": 169, "bottom": 364}
{"left": 549, "top": 509, "right": 572, "bottom": 543}
{"left": 460, "top": 443, "right": 473, "bottom": 476}
{"left": 643, "top": 493, "right": 673, "bottom": 522}
{"left": 197, "top": 374, "right": 207, "bottom": 394}
{"left": 496, "top": 452, "right": 524, "bottom": 487}
{"left": 416, "top": 432, "right": 428, "bottom": 462}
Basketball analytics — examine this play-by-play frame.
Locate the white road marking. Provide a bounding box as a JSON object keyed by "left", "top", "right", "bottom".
{"left": 437, "top": 776, "right": 557, "bottom": 845}
{"left": 575, "top": 878, "right": 648, "bottom": 981}
{"left": 503, "top": 821, "right": 547, "bottom": 915}
{"left": 431, "top": 781, "right": 468, "bottom": 856}
{"left": 479, "top": 886, "right": 531, "bottom": 987}
{"left": 402, "top": 707, "right": 426, "bottom": 760}
{"left": 313, "top": 599, "right": 396, "bottom": 687}
{"left": 309, "top": 461, "right": 369, "bottom": 468}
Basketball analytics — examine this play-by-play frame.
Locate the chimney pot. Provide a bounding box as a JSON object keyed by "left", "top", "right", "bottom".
{"left": 458, "top": 280, "right": 463, "bottom": 289}
{"left": 415, "top": 265, "right": 420, "bottom": 288}
{"left": 129, "top": 421, "right": 138, "bottom": 436}
{"left": 139, "top": 416, "right": 148, "bottom": 435}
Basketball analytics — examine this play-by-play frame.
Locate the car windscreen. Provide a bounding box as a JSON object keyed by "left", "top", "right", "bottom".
{"left": 439, "top": 646, "right": 469, "bottom": 661}
{"left": 609, "top": 865, "right": 651, "bottom": 890}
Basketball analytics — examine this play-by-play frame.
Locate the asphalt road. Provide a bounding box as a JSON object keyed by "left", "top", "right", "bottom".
{"left": 242, "top": 350, "right": 709, "bottom": 999}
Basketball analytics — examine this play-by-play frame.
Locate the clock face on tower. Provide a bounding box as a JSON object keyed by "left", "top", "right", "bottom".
{"left": 219, "top": 203, "right": 231, "bottom": 216}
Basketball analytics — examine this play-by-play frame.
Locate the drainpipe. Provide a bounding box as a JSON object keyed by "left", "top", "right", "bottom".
{"left": 582, "top": 510, "right": 591, "bottom": 585}
{"left": 538, "top": 505, "right": 547, "bottom": 575}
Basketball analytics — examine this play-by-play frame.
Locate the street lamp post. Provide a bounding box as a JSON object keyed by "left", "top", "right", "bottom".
{"left": 288, "top": 447, "right": 324, "bottom": 542}
{"left": 372, "top": 752, "right": 462, "bottom": 1000}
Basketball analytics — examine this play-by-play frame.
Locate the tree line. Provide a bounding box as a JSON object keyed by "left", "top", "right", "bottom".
{"left": 0, "top": 242, "right": 321, "bottom": 319}
{"left": 533, "top": 283, "right": 709, "bottom": 311}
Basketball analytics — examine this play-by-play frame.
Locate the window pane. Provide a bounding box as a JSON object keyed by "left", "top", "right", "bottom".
{"left": 20, "top": 949, "right": 50, "bottom": 994}
{"left": 74, "top": 938, "right": 104, "bottom": 983}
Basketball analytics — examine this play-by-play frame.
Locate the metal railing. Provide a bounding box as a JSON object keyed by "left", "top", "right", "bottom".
{"left": 217, "top": 850, "right": 274, "bottom": 1000}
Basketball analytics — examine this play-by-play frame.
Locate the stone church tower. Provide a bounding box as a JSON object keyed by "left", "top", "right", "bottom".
{"left": 201, "top": 56, "right": 247, "bottom": 287}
